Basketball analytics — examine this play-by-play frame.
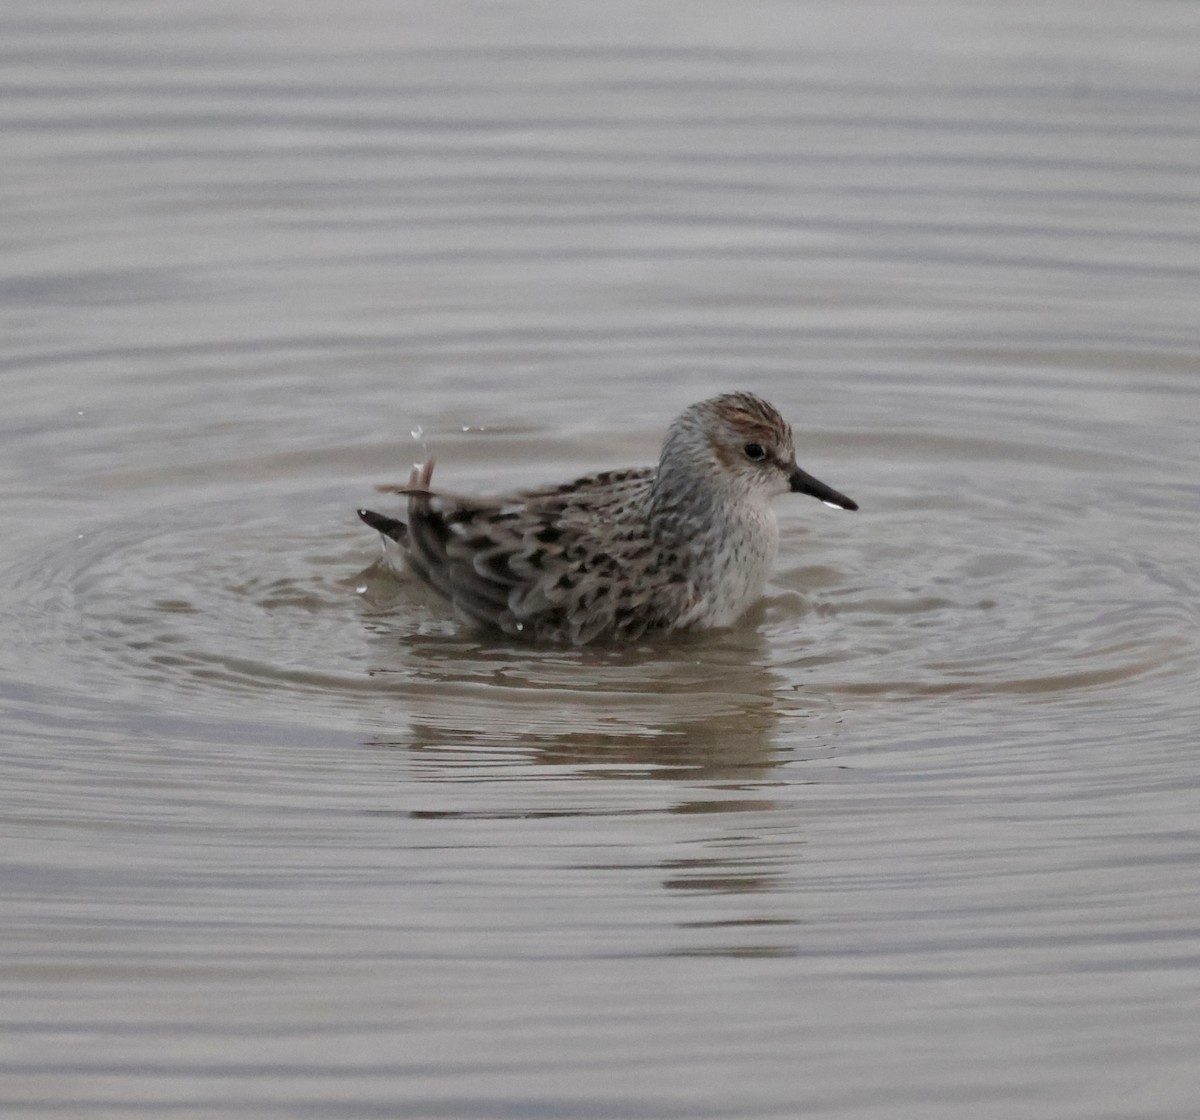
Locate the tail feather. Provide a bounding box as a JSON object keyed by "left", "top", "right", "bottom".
{"left": 357, "top": 508, "right": 407, "bottom": 544}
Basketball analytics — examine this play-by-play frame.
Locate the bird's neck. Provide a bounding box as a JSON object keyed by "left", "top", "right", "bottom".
{"left": 649, "top": 467, "right": 755, "bottom": 550}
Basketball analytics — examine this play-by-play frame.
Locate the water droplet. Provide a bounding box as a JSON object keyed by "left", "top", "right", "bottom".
{"left": 411, "top": 425, "right": 423, "bottom": 440}
{"left": 356, "top": 585, "right": 367, "bottom": 595}
{"left": 514, "top": 622, "right": 524, "bottom": 631}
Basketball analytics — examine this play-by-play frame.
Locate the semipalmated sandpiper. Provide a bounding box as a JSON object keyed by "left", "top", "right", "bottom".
{"left": 359, "top": 392, "right": 857, "bottom": 644}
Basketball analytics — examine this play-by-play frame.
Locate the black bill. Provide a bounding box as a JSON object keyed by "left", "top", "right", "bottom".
{"left": 788, "top": 466, "right": 858, "bottom": 511}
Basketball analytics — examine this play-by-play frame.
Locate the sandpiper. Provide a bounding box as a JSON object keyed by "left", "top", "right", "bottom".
{"left": 358, "top": 392, "right": 857, "bottom": 644}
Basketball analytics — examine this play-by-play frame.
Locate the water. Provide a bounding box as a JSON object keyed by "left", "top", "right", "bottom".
{"left": 3, "top": 2, "right": 1200, "bottom": 1117}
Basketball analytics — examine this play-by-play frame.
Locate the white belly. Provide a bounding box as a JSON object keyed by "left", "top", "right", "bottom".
{"left": 683, "top": 507, "right": 779, "bottom": 629}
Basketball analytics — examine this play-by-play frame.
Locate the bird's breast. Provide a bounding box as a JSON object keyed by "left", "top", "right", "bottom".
{"left": 680, "top": 505, "right": 779, "bottom": 628}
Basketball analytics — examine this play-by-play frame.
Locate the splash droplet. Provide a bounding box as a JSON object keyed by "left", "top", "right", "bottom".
{"left": 411, "top": 425, "right": 423, "bottom": 440}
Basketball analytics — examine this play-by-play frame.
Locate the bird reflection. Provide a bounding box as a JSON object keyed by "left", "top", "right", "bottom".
{"left": 355, "top": 608, "right": 839, "bottom": 956}
{"left": 360, "top": 617, "right": 786, "bottom": 783}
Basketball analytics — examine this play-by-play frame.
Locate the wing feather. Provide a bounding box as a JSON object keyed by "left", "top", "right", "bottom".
{"left": 367, "top": 461, "right": 692, "bottom": 643}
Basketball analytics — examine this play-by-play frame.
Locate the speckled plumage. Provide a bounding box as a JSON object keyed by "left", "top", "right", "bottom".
{"left": 358, "top": 392, "right": 857, "bottom": 644}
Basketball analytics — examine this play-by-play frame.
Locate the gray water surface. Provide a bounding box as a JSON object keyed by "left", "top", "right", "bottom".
{"left": 3, "top": 2, "right": 1200, "bottom": 1118}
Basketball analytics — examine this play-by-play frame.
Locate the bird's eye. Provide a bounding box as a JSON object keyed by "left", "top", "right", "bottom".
{"left": 743, "top": 442, "right": 767, "bottom": 462}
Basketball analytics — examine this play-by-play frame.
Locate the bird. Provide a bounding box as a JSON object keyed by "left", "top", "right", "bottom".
{"left": 358, "top": 392, "right": 857, "bottom": 645}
